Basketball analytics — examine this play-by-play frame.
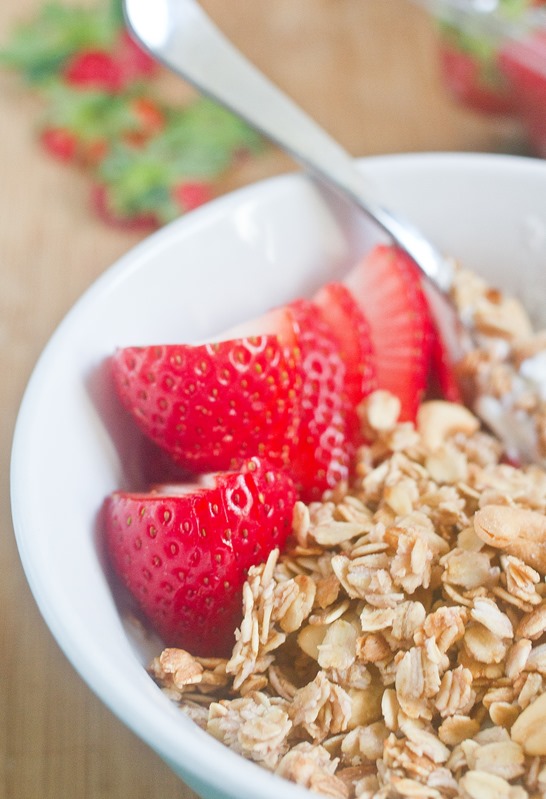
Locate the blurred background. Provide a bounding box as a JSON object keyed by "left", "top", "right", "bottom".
{"left": 0, "top": 1, "right": 544, "bottom": 797}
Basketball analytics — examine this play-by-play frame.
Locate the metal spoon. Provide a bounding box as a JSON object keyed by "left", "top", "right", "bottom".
{"left": 122, "top": 0, "right": 454, "bottom": 296}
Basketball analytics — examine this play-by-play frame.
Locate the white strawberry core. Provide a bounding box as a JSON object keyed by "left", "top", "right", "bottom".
{"left": 153, "top": 473, "right": 219, "bottom": 495}
{"left": 204, "top": 307, "right": 295, "bottom": 347}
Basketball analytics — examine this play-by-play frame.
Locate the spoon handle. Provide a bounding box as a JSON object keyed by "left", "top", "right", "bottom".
{"left": 124, "top": 0, "right": 453, "bottom": 292}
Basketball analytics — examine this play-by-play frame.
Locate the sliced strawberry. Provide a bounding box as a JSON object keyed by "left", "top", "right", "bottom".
{"left": 313, "top": 281, "right": 376, "bottom": 446}
{"left": 427, "top": 326, "right": 463, "bottom": 404}
{"left": 62, "top": 31, "right": 157, "bottom": 94}
{"left": 173, "top": 180, "right": 214, "bottom": 212}
{"left": 112, "top": 299, "right": 349, "bottom": 502}
{"left": 220, "top": 299, "right": 350, "bottom": 501}
{"left": 438, "top": 41, "right": 514, "bottom": 116}
{"left": 40, "top": 126, "right": 78, "bottom": 162}
{"left": 283, "top": 300, "right": 348, "bottom": 501}
{"left": 111, "top": 335, "right": 303, "bottom": 473}
{"left": 91, "top": 183, "right": 159, "bottom": 231}
{"left": 40, "top": 124, "right": 109, "bottom": 167}
{"left": 103, "top": 458, "right": 296, "bottom": 656}
{"left": 64, "top": 49, "right": 124, "bottom": 92}
{"left": 345, "top": 244, "right": 434, "bottom": 422}
{"left": 123, "top": 96, "right": 166, "bottom": 146}
{"left": 497, "top": 31, "right": 546, "bottom": 157}
{"left": 115, "top": 29, "right": 158, "bottom": 83}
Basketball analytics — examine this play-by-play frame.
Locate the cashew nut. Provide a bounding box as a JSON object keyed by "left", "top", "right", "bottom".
{"left": 473, "top": 505, "right": 546, "bottom": 575}
{"left": 417, "top": 401, "right": 480, "bottom": 451}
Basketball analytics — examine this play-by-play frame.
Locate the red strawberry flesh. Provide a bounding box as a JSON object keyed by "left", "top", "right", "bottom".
{"left": 116, "top": 30, "right": 158, "bottom": 82}
{"left": 345, "top": 244, "right": 434, "bottom": 422}
{"left": 64, "top": 49, "right": 124, "bottom": 92}
{"left": 103, "top": 458, "right": 296, "bottom": 656}
{"left": 427, "top": 324, "right": 463, "bottom": 404}
{"left": 227, "top": 299, "right": 350, "bottom": 500}
{"left": 313, "top": 281, "right": 377, "bottom": 446}
{"left": 111, "top": 335, "right": 302, "bottom": 473}
{"left": 40, "top": 127, "right": 78, "bottom": 162}
{"left": 497, "top": 31, "right": 546, "bottom": 157}
{"left": 438, "top": 41, "right": 514, "bottom": 116}
{"left": 111, "top": 298, "right": 351, "bottom": 501}
{"left": 173, "top": 181, "right": 214, "bottom": 212}
{"left": 63, "top": 33, "right": 157, "bottom": 94}
{"left": 285, "top": 299, "right": 349, "bottom": 501}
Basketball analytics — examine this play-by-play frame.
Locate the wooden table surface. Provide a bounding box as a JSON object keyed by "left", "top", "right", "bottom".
{"left": 0, "top": 1, "right": 529, "bottom": 797}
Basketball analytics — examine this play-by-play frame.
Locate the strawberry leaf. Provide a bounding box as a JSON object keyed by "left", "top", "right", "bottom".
{"left": 170, "top": 98, "right": 265, "bottom": 158}
{"left": 98, "top": 149, "right": 171, "bottom": 217}
{"left": 41, "top": 84, "right": 121, "bottom": 137}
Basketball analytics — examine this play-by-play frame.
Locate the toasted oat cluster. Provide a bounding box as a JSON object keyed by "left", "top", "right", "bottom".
{"left": 452, "top": 266, "right": 546, "bottom": 467}
{"left": 150, "top": 392, "right": 546, "bottom": 799}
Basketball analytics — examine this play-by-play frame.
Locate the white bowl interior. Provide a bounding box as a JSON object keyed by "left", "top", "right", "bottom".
{"left": 10, "top": 153, "right": 546, "bottom": 799}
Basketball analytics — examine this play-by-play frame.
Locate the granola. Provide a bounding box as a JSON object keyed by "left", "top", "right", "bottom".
{"left": 148, "top": 267, "right": 546, "bottom": 798}
{"left": 452, "top": 266, "right": 546, "bottom": 468}
{"left": 149, "top": 391, "right": 546, "bottom": 798}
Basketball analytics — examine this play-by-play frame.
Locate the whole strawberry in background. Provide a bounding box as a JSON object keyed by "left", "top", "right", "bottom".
{"left": 497, "top": 27, "right": 546, "bottom": 158}
{"left": 0, "top": 0, "right": 267, "bottom": 228}
{"left": 434, "top": 0, "right": 546, "bottom": 118}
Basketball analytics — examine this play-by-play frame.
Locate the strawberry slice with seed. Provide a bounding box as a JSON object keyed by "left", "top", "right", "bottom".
{"left": 112, "top": 298, "right": 349, "bottom": 501}
{"left": 427, "top": 325, "right": 463, "bottom": 404}
{"left": 284, "top": 299, "right": 349, "bottom": 501}
{"left": 103, "top": 458, "right": 296, "bottom": 656}
{"left": 111, "top": 335, "right": 302, "bottom": 473}
{"left": 313, "top": 281, "right": 377, "bottom": 446}
{"left": 345, "top": 244, "right": 434, "bottom": 421}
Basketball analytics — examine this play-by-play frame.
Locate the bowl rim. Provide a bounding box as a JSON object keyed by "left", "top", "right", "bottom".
{"left": 10, "top": 150, "right": 546, "bottom": 799}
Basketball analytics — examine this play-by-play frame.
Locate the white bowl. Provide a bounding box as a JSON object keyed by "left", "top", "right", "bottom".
{"left": 10, "top": 153, "right": 546, "bottom": 799}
